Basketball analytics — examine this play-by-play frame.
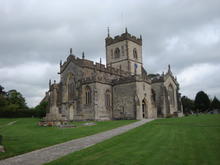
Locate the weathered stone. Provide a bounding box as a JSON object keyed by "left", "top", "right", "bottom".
{"left": 42, "top": 31, "right": 183, "bottom": 122}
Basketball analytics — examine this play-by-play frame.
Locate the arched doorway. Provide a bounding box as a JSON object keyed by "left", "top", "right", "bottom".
{"left": 142, "top": 99, "right": 147, "bottom": 118}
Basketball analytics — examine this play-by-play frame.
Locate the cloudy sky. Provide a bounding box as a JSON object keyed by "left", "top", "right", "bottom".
{"left": 0, "top": 0, "right": 220, "bottom": 107}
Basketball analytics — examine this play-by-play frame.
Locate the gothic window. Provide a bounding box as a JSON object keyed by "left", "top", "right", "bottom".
{"left": 114, "top": 48, "right": 120, "bottom": 58}
{"left": 85, "top": 86, "right": 91, "bottom": 105}
{"left": 168, "top": 84, "right": 174, "bottom": 105}
{"left": 111, "top": 49, "right": 113, "bottom": 59}
{"left": 151, "top": 89, "right": 156, "bottom": 103}
{"left": 121, "top": 46, "right": 124, "bottom": 56}
{"left": 133, "top": 48, "right": 138, "bottom": 59}
{"left": 68, "top": 83, "right": 74, "bottom": 100}
{"left": 105, "top": 90, "right": 111, "bottom": 108}
{"left": 65, "top": 73, "right": 74, "bottom": 102}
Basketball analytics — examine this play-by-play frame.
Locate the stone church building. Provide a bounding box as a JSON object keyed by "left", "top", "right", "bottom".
{"left": 43, "top": 29, "right": 183, "bottom": 122}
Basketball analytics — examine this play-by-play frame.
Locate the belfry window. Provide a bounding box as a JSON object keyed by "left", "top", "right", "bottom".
{"left": 133, "top": 48, "right": 138, "bottom": 59}
{"left": 114, "top": 48, "right": 120, "bottom": 58}
{"left": 85, "top": 86, "right": 91, "bottom": 105}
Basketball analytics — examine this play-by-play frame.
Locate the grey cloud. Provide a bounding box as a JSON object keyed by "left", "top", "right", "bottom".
{"left": 0, "top": 0, "right": 220, "bottom": 106}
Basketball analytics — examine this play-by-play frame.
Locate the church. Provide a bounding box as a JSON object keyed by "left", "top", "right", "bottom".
{"left": 43, "top": 29, "right": 183, "bottom": 123}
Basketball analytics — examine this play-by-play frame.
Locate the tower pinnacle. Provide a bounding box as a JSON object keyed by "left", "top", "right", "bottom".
{"left": 70, "top": 48, "right": 73, "bottom": 55}
{"left": 107, "top": 27, "right": 110, "bottom": 37}
{"left": 125, "top": 27, "right": 128, "bottom": 33}
{"left": 82, "top": 52, "right": 85, "bottom": 59}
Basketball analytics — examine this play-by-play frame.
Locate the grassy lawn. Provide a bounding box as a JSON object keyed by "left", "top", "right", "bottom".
{"left": 46, "top": 115, "right": 220, "bottom": 165}
{"left": 0, "top": 118, "right": 135, "bottom": 160}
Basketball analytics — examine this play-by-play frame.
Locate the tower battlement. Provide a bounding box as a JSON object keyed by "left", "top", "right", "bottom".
{"left": 105, "top": 30, "right": 142, "bottom": 46}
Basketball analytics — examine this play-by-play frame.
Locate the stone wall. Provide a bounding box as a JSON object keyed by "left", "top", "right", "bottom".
{"left": 73, "top": 83, "right": 95, "bottom": 120}
{"left": 113, "top": 82, "right": 136, "bottom": 119}
{"left": 135, "top": 81, "right": 157, "bottom": 119}
{"left": 152, "top": 82, "right": 165, "bottom": 117}
{"left": 44, "top": 31, "right": 182, "bottom": 122}
{"left": 94, "top": 83, "right": 112, "bottom": 120}
{"left": 164, "top": 76, "right": 178, "bottom": 114}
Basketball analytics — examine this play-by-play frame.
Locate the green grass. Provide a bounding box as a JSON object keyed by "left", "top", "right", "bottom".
{"left": 46, "top": 115, "right": 220, "bottom": 165}
{"left": 0, "top": 118, "right": 135, "bottom": 160}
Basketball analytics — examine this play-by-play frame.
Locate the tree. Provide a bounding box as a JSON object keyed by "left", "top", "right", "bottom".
{"left": 0, "top": 85, "right": 6, "bottom": 96}
{"left": 34, "top": 101, "right": 48, "bottom": 118}
{"left": 0, "top": 95, "right": 8, "bottom": 111}
{"left": 211, "top": 97, "right": 220, "bottom": 110}
{"left": 181, "top": 96, "right": 195, "bottom": 114}
{"left": 7, "top": 90, "right": 28, "bottom": 110}
{"left": 0, "top": 85, "right": 8, "bottom": 111}
{"left": 194, "top": 91, "right": 210, "bottom": 112}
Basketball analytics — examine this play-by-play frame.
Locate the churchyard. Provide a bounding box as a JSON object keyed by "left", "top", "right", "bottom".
{"left": 46, "top": 114, "right": 220, "bottom": 165}
{"left": 0, "top": 115, "right": 219, "bottom": 165}
{"left": 0, "top": 118, "right": 135, "bottom": 160}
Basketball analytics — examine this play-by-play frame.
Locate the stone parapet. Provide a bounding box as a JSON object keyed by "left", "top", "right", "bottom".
{"left": 60, "top": 54, "right": 131, "bottom": 77}
{"left": 112, "top": 75, "right": 151, "bottom": 85}
{"left": 105, "top": 32, "right": 142, "bottom": 46}
{"left": 80, "top": 75, "right": 112, "bottom": 85}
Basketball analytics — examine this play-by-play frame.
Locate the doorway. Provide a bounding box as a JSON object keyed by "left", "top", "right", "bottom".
{"left": 142, "top": 99, "right": 147, "bottom": 118}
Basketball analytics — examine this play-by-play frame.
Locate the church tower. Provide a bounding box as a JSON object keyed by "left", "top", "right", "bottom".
{"left": 105, "top": 28, "right": 143, "bottom": 75}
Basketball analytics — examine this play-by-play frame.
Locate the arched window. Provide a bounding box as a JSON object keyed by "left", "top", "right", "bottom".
{"left": 114, "top": 48, "right": 120, "bottom": 58}
{"left": 168, "top": 84, "right": 174, "bottom": 105}
{"left": 151, "top": 89, "right": 156, "bottom": 103}
{"left": 133, "top": 48, "right": 138, "bottom": 59}
{"left": 64, "top": 72, "right": 74, "bottom": 102}
{"left": 105, "top": 90, "right": 111, "bottom": 108}
{"left": 85, "top": 86, "right": 91, "bottom": 105}
{"left": 67, "top": 74, "right": 74, "bottom": 101}
{"left": 121, "top": 46, "right": 124, "bottom": 56}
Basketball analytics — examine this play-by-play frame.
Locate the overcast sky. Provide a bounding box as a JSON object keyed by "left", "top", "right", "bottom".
{"left": 0, "top": 0, "right": 220, "bottom": 107}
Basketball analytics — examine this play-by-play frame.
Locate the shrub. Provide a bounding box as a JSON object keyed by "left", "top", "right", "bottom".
{"left": 166, "top": 114, "right": 174, "bottom": 118}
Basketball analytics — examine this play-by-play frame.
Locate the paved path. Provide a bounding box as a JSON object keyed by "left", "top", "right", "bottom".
{"left": 0, "top": 119, "right": 154, "bottom": 165}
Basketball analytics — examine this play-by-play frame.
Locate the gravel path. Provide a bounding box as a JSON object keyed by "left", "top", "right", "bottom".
{"left": 0, "top": 119, "right": 154, "bottom": 165}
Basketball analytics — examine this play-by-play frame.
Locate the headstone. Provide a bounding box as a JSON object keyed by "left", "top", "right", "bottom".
{"left": 0, "top": 145, "right": 5, "bottom": 152}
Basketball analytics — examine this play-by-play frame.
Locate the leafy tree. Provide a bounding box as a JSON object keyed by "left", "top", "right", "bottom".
{"left": 211, "top": 97, "right": 220, "bottom": 110}
{"left": 0, "top": 86, "right": 33, "bottom": 117}
{"left": 181, "top": 96, "right": 195, "bottom": 114}
{"left": 0, "top": 85, "right": 8, "bottom": 111}
{"left": 34, "top": 101, "right": 48, "bottom": 118}
{"left": 0, "top": 95, "right": 8, "bottom": 111}
{"left": 194, "top": 91, "right": 210, "bottom": 112}
{"left": 7, "top": 90, "right": 28, "bottom": 110}
{"left": 0, "top": 85, "right": 6, "bottom": 96}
